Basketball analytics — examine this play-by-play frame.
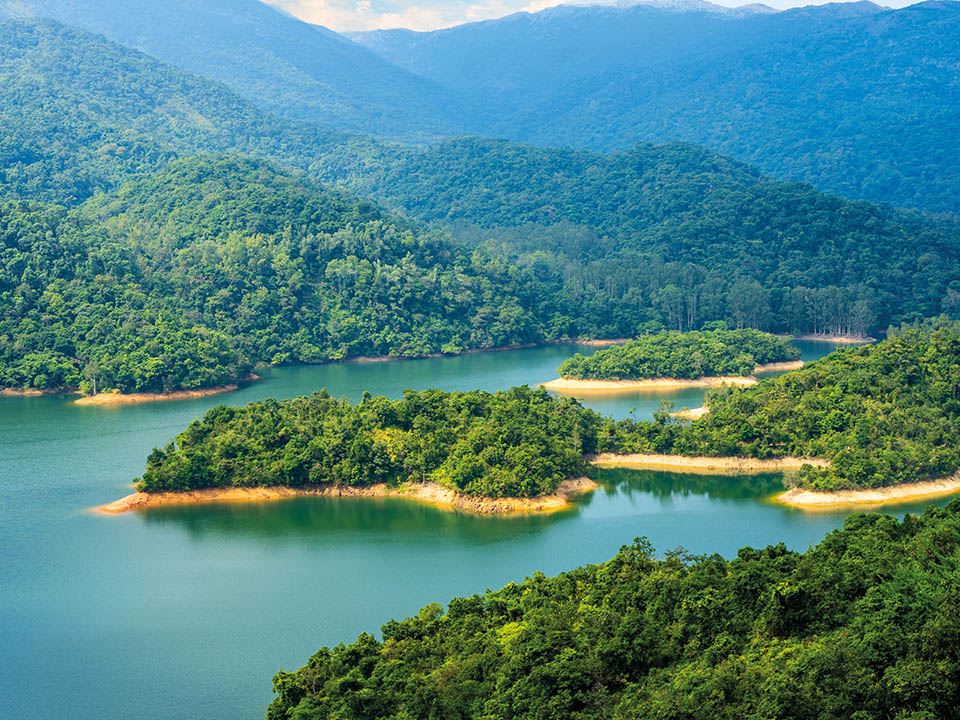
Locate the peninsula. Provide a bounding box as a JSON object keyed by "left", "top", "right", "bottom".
{"left": 99, "top": 322, "right": 960, "bottom": 515}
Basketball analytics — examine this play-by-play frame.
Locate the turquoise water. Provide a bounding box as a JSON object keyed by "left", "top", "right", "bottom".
{"left": 2, "top": 340, "right": 944, "bottom": 720}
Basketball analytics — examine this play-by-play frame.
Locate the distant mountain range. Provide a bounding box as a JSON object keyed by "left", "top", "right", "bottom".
{"left": 0, "top": 0, "right": 466, "bottom": 139}
{"left": 354, "top": 0, "right": 960, "bottom": 214}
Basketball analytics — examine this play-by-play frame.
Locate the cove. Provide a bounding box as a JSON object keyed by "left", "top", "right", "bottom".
{"left": 2, "top": 339, "right": 946, "bottom": 720}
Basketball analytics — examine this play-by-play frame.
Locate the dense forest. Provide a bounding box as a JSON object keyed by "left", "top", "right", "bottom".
{"left": 2, "top": 20, "right": 959, "bottom": 347}
{"left": 267, "top": 501, "right": 960, "bottom": 720}
{"left": 137, "top": 386, "right": 601, "bottom": 499}
{"left": 557, "top": 328, "right": 799, "bottom": 380}
{"left": 3, "top": 20, "right": 960, "bottom": 392}
{"left": 1, "top": 157, "right": 587, "bottom": 393}
{"left": 619, "top": 320, "right": 960, "bottom": 491}
{"left": 135, "top": 322, "right": 960, "bottom": 496}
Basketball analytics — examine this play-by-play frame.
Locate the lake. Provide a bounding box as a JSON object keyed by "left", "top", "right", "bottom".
{"left": 0, "top": 340, "right": 945, "bottom": 719}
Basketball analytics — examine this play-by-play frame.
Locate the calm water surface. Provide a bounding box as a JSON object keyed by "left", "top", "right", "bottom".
{"left": 2, "top": 341, "right": 946, "bottom": 719}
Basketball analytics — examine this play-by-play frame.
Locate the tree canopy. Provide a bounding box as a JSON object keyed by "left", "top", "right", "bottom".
{"left": 266, "top": 500, "right": 960, "bottom": 720}
{"left": 557, "top": 328, "right": 799, "bottom": 380}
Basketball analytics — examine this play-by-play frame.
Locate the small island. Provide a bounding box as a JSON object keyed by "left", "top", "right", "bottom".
{"left": 543, "top": 327, "right": 802, "bottom": 393}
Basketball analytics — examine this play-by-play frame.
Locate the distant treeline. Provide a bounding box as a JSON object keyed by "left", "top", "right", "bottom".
{"left": 557, "top": 327, "right": 799, "bottom": 380}
{"left": 137, "top": 321, "right": 960, "bottom": 496}
{"left": 267, "top": 501, "right": 960, "bottom": 720}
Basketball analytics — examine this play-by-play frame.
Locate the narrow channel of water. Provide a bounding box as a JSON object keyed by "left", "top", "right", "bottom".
{"left": 2, "top": 340, "right": 942, "bottom": 720}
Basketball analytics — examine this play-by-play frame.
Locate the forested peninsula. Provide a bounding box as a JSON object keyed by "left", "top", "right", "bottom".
{"left": 548, "top": 328, "right": 800, "bottom": 391}
{"left": 266, "top": 501, "right": 960, "bottom": 720}
{"left": 100, "top": 321, "right": 960, "bottom": 514}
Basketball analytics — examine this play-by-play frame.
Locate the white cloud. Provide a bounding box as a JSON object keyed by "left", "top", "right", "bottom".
{"left": 264, "top": 0, "right": 918, "bottom": 33}
{"left": 264, "top": 0, "right": 571, "bottom": 31}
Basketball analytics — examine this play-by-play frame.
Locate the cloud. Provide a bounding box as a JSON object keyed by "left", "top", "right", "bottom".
{"left": 264, "top": 0, "right": 915, "bottom": 33}
{"left": 263, "top": 0, "right": 571, "bottom": 32}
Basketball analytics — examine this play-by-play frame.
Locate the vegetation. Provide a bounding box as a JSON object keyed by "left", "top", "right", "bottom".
{"left": 3, "top": 20, "right": 960, "bottom": 347}
{"left": 137, "top": 386, "right": 602, "bottom": 499}
{"left": 135, "top": 321, "right": 960, "bottom": 496}
{"left": 614, "top": 320, "right": 960, "bottom": 491}
{"left": 267, "top": 501, "right": 960, "bottom": 720}
{"left": 557, "top": 328, "right": 799, "bottom": 380}
{"left": 0, "top": 157, "right": 561, "bottom": 393}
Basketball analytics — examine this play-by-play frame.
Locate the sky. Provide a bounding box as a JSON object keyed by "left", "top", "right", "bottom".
{"left": 262, "top": 0, "right": 919, "bottom": 33}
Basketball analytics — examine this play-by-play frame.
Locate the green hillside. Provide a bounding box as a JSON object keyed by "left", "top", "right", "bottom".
{"left": 267, "top": 502, "right": 960, "bottom": 719}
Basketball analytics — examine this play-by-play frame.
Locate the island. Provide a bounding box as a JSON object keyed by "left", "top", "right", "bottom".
{"left": 265, "top": 500, "right": 960, "bottom": 720}
{"left": 99, "top": 320, "right": 960, "bottom": 515}
{"left": 543, "top": 328, "right": 802, "bottom": 393}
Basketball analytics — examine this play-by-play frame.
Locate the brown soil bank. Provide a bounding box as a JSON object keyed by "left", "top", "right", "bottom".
{"left": 73, "top": 375, "right": 259, "bottom": 406}
{"left": 777, "top": 474, "right": 960, "bottom": 508}
{"left": 94, "top": 477, "right": 598, "bottom": 516}
{"left": 590, "top": 453, "right": 828, "bottom": 474}
{"left": 543, "top": 361, "right": 805, "bottom": 395}
{"left": 1, "top": 387, "right": 78, "bottom": 397}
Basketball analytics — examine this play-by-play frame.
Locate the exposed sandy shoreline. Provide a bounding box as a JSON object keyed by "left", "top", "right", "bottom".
{"left": 754, "top": 360, "right": 805, "bottom": 373}
{"left": 590, "top": 453, "right": 828, "bottom": 474}
{"left": 790, "top": 334, "right": 875, "bottom": 344}
{"left": 95, "top": 477, "right": 599, "bottom": 516}
{"left": 543, "top": 360, "right": 804, "bottom": 394}
{"left": 671, "top": 406, "right": 709, "bottom": 420}
{"left": 73, "top": 375, "right": 260, "bottom": 406}
{"left": 776, "top": 474, "right": 960, "bottom": 508}
{"left": 75, "top": 384, "right": 240, "bottom": 405}
{"left": 542, "top": 375, "right": 759, "bottom": 393}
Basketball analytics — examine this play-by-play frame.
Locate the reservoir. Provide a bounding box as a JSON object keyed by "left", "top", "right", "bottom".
{"left": 0, "top": 341, "right": 944, "bottom": 719}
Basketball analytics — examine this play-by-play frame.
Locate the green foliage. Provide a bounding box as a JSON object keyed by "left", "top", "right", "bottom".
{"left": 609, "top": 320, "right": 960, "bottom": 491}
{"left": 0, "top": 157, "right": 561, "bottom": 392}
{"left": 2, "top": 19, "right": 959, "bottom": 348}
{"left": 138, "top": 386, "right": 601, "bottom": 499}
{"left": 558, "top": 328, "right": 799, "bottom": 380}
{"left": 266, "top": 501, "right": 960, "bottom": 720}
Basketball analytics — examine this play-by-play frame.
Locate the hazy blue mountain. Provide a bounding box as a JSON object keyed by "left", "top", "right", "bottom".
{"left": 355, "top": 1, "right": 960, "bottom": 214}
{"left": 2, "top": 0, "right": 464, "bottom": 140}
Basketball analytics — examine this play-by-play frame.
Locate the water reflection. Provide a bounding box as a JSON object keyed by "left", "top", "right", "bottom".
{"left": 591, "top": 467, "right": 788, "bottom": 502}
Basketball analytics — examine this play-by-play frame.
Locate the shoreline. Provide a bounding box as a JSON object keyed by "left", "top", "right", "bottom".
{"left": 542, "top": 360, "right": 804, "bottom": 394}
{"left": 589, "top": 453, "right": 828, "bottom": 474}
{"left": 776, "top": 474, "right": 960, "bottom": 508}
{"left": 542, "top": 375, "right": 759, "bottom": 393}
{"left": 345, "top": 337, "right": 630, "bottom": 364}
{"left": 790, "top": 334, "right": 875, "bottom": 344}
{"left": 94, "top": 477, "right": 599, "bottom": 516}
{"left": 753, "top": 360, "right": 805, "bottom": 373}
{"left": 73, "top": 375, "right": 260, "bottom": 406}
{"left": 671, "top": 406, "right": 708, "bottom": 420}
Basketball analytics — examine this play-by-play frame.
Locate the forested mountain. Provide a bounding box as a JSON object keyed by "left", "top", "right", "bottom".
{"left": 355, "top": 0, "right": 960, "bottom": 214}
{"left": 2, "top": 17, "right": 960, "bottom": 394}
{"left": 267, "top": 502, "right": 960, "bottom": 719}
{"left": 0, "top": 0, "right": 463, "bottom": 139}
{"left": 1, "top": 156, "right": 600, "bottom": 393}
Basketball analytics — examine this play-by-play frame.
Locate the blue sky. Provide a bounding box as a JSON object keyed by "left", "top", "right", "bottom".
{"left": 264, "top": 0, "right": 917, "bottom": 32}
